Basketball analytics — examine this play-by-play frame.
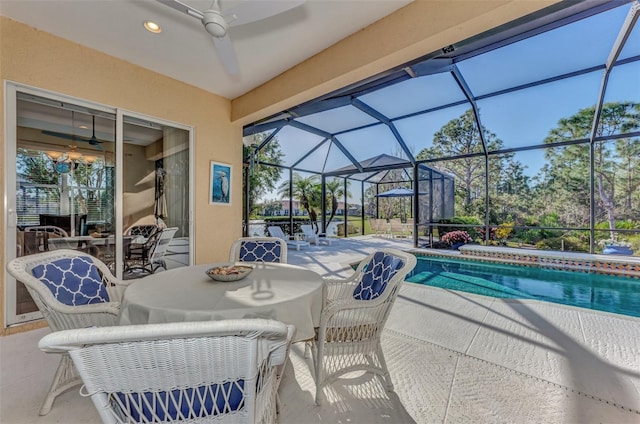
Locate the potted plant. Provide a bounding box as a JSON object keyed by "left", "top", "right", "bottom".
{"left": 598, "top": 239, "right": 634, "bottom": 255}
{"left": 441, "top": 230, "right": 473, "bottom": 250}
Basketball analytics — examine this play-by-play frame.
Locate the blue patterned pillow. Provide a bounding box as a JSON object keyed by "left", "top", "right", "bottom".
{"left": 115, "top": 380, "right": 244, "bottom": 422}
{"left": 32, "top": 257, "right": 109, "bottom": 306}
{"left": 239, "top": 241, "right": 282, "bottom": 263}
{"left": 353, "top": 252, "right": 404, "bottom": 300}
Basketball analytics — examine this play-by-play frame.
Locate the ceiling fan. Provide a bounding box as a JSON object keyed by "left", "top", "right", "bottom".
{"left": 42, "top": 115, "right": 105, "bottom": 151}
{"left": 156, "top": 0, "right": 305, "bottom": 75}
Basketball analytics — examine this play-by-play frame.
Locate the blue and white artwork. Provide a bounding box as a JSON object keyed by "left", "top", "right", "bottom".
{"left": 210, "top": 161, "right": 231, "bottom": 205}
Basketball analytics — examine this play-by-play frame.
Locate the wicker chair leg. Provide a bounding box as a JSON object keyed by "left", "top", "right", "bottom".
{"left": 39, "top": 354, "right": 82, "bottom": 415}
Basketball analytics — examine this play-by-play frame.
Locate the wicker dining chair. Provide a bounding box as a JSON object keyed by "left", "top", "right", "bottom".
{"left": 125, "top": 227, "right": 178, "bottom": 275}
{"left": 311, "top": 248, "right": 417, "bottom": 405}
{"left": 39, "top": 319, "right": 295, "bottom": 424}
{"left": 6, "top": 249, "right": 129, "bottom": 415}
{"left": 124, "top": 224, "right": 159, "bottom": 240}
{"left": 229, "top": 237, "right": 288, "bottom": 264}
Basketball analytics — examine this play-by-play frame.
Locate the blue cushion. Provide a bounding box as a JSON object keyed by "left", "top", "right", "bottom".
{"left": 115, "top": 380, "right": 244, "bottom": 422}
{"left": 239, "top": 241, "right": 282, "bottom": 263}
{"left": 31, "top": 257, "right": 109, "bottom": 306}
{"left": 353, "top": 252, "right": 404, "bottom": 300}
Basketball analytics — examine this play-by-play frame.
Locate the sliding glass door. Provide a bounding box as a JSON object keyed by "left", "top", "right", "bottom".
{"left": 5, "top": 84, "right": 192, "bottom": 326}
{"left": 121, "top": 114, "right": 191, "bottom": 279}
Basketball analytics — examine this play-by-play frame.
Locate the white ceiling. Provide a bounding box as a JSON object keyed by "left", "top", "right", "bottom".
{"left": 0, "top": 0, "right": 413, "bottom": 99}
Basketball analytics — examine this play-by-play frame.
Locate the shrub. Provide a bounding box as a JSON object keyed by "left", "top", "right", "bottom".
{"left": 477, "top": 226, "right": 497, "bottom": 241}
{"left": 337, "top": 223, "right": 359, "bottom": 236}
{"left": 436, "top": 217, "right": 481, "bottom": 236}
{"left": 495, "top": 222, "right": 514, "bottom": 242}
{"left": 263, "top": 216, "right": 310, "bottom": 235}
{"left": 516, "top": 229, "right": 542, "bottom": 244}
{"left": 441, "top": 230, "right": 473, "bottom": 245}
{"left": 536, "top": 236, "right": 588, "bottom": 252}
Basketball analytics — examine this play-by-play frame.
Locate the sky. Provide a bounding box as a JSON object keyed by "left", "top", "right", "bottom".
{"left": 256, "top": 2, "right": 639, "bottom": 202}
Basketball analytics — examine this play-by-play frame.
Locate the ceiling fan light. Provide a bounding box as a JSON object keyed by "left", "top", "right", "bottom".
{"left": 143, "top": 20, "right": 162, "bottom": 33}
{"left": 67, "top": 150, "right": 83, "bottom": 161}
{"left": 83, "top": 155, "right": 97, "bottom": 164}
{"left": 46, "top": 151, "right": 64, "bottom": 161}
{"left": 202, "top": 10, "right": 228, "bottom": 38}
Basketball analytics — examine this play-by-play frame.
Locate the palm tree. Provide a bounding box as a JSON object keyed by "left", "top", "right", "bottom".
{"left": 325, "top": 178, "right": 350, "bottom": 228}
{"left": 277, "top": 173, "right": 321, "bottom": 231}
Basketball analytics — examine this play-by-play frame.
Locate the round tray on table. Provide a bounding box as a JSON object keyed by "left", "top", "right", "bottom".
{"left": 205, "top": 264, "right": 254, "bottom": 282}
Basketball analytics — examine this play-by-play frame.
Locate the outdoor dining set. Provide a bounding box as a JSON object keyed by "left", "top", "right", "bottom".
{"left": 6, "top": 235, "right": 416, "bottom": 423}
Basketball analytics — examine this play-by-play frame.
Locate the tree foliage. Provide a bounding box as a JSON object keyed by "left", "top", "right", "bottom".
{"left": 17, "top": 149, "right": 109, "bottom": 221}
{"left": 277, "top": 173, "right": 321, "bottom": 230}
{"left": 325, "top": 178, "right": 350, "bottom": 228}
{"left": 411, "top": 102, "right": 639, "bottom": 247}
{"left": 244, "top": 134, "right": 284, "bottom": 217}
{"left": 416, "top": 109, "right": 524, "bottom": 223}
{"left": 541, "top": 102, "right": 640, "bottom": 238}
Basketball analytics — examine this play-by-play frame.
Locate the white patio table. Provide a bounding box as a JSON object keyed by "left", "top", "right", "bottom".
{"left": 118, "top": 262, "right": 324, "bottom": 342}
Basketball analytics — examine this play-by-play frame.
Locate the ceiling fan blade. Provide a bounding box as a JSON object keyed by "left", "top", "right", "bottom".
{"left": 155, "top": 0, "right": 204, "bottom": 20}
{"left": 226, "top": 0, "right": 305, "bottom": 27}
{"left": 42, "top": 130, "right": 81, "bottom": 141}
{"left": 42, "top": 130, "right": 106, "bottom": 148}
{"left": 212, "top": 35, "right": 239, "bottom": 75}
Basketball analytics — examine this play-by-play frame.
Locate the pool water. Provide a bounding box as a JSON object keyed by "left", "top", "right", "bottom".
{"left": 406, "top": 256, "right": 640, "bottom": 318}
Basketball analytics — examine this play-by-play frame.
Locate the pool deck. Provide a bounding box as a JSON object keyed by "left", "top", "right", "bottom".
{"left": 2, "top": 236, "right": 639, "bottom": 423}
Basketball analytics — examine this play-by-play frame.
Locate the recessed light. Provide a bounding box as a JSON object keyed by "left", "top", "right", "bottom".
{"left": 78, "top": 125, "right": 88, "bottom": 129}
{"left": 144, "top": 21, "right": 161, "bottom": 34}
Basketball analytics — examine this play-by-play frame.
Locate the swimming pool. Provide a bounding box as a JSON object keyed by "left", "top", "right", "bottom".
{"left": 406, "top": 255, "right": 640, "bottom": 318}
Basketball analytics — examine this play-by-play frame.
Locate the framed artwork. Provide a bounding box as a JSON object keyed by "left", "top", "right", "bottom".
{"left": 210, "top": 161, "right": 232, "bottom": 205}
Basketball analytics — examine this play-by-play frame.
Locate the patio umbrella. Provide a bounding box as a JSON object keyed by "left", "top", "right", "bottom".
{"left": 375, "top": 187, "right": 416, "bottom": 198}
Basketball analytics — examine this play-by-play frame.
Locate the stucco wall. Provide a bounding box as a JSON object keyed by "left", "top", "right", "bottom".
{"left": 0, "top": 17, "right": 242, "bottom": 333}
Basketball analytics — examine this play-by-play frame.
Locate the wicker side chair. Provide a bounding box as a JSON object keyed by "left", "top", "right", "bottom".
{"left": 6, "top": 249, "right": 129, "bottom": 415}
{"left": 229, "top": 237, "right": 288, "bottom": 264}
{"left": 311, "top": 248, "right": 417, "bottom": 405}
{"left": 39, "top": 319, "right": 295, "bottom": 424}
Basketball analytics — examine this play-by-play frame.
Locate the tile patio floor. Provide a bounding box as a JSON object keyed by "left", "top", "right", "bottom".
{"left": 1, "top": 236, "right": 639, "bottom": 423}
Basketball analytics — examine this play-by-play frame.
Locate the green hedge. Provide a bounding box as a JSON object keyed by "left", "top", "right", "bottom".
{"left": 263, "top": 217, "right": 311, "bottom": 235}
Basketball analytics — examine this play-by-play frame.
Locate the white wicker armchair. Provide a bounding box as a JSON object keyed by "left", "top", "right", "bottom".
{"left": 38, "top": 319, "right": 295, "bottom": 424}
{"left": 6, "top": 249, "right": 128, "bottom": 415}
{"left": 229, "top": 237, "right": 288, "bottom": 263}
{"left": 311, "top": 248, "right": 416, "bottom": 405}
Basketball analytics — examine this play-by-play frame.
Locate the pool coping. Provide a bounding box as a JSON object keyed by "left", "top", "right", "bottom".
{"left": 409, "top": 245, "right": 640, "bottom": 279}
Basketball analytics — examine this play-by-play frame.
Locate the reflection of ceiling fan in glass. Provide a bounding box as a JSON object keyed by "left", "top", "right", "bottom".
{"left": 42, "top": 114, "right": 105, "bottom": 150}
